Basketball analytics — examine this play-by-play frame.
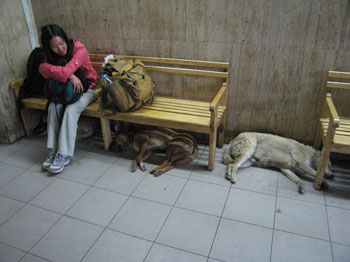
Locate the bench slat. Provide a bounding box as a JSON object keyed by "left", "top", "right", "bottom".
{"left": 143, "top": 103, "right": 224, "bottom": 117}
{"left": 145, "top": 96, "right": 224, "bottom": 116}
{"left": 153, "top": 96, "right": 211, "bottom": 108}
{"left": 326, "top": 81, "right": 350, "bottom": 90}
{"left": 328, "top": 71, "right": 350, "bottom": 79}
{"left": 21, "top": 97, "right": 100, "bottom": 117}
{"left": 91, "top": 62, "right": 228, "bottom": 78}
{"left": 89, "top": 54, "right": 230, "bottom": 69}
{"left": 21, "top": 96, "right": 223, "bottom": 132}
{"left": 143, "top": 105, "right": 210, "bottom": 117}
{"left": 144, "top": 66, "right": 228, "bottom": 78}
{"left": 147, "top": 97, "right": 225, "bottom": 112}
{"left": 142, "top": 105, "right": 224, "bottom": 119}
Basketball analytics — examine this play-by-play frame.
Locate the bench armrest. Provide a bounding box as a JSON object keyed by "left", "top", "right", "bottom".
{"left": 325, "top": 94, "right": 340, "bottom": 128}
{"left": 209, "top": 82, "right": 227, "bottom": 128}
{"left": 94, "top": 87, "right": 103, "bottom": 97}
{"left": 9, "top": 77, "right": 25, "bottom": 98}
{"left": 321, "top": 94, "right": 340, "bottom": 147}
{"left": 210, "top": 83, "right": 227, "bottom": 112}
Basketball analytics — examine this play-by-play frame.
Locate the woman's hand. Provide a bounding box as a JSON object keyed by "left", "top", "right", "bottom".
{"left": 69, "top": 74, "right": 83, "bottom": 93}
{"left": 39, "top": 64, "right": 43, "bottom": 75}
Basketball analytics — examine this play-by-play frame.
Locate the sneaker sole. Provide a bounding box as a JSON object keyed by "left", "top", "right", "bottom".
{"left": 49, "top": 160, "right": 70, "bottom": 174}
{"left": 42, "top": 162, "right": 53, "bottom": 170}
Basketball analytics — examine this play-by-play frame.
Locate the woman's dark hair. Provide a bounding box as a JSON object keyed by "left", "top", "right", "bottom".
{"left": 41, "top": 24, "right": 74, "bottom": 65}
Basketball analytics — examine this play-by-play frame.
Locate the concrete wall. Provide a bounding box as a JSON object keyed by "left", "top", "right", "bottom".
{"left": 0, "top": 0, "right": 33, "bottom": 143}
{"left": 1, "top": 0, "right": 350, "bottom": 143}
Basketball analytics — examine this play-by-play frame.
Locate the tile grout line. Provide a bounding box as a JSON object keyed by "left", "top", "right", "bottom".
{"left": 206, "top": 182, "right": 233, "bottom": 261}
{"left": 0, "top": 168, "right": 58, "bottom": 228}
{"left": 19, "top": 252, "right": 53, "bottom": 262}
{"left": 59, "top": 154, "right": 120, "bottom": 217}
{"left": 79, "top": 167, "right": 150, "bottom": 262}
{"left": 324, "top": 192, "right": 335, "bottom": 262}
{"left": 0, "top": 166, "right": 27, "bottom": 190}
{"left": 273, "top": 228, "right": 336, "bottom": 244}
{"left": 2, "top": 141, "right": 349, "bottom": 261}
{"left": 24, "top": 169, "right": 98, "bottom": 259}
{"left": 15, "top": 145, "right": 109, "bottom": 261}
{"left": 142, "top": 145, "right": 208, "bottom": 261}
{"left": 270, "top": 173, "right": 281, "bottom": 262}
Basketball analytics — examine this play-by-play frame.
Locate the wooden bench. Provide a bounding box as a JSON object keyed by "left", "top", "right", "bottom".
{"left": 10, "top": 54, "right": 230, "bottom": 170}
{"left": 313, "top": 71, "right": 350, "bottom": 189}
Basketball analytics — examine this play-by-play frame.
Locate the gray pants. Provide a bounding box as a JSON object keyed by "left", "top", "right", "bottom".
{"left": 47, "top": 89, "right": 96, "bottom": 156}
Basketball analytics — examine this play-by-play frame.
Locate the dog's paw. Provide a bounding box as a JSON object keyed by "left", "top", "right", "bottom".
{"left": 297, "top": 183, "right": 304, "bottom": 194}
{"left": 153, "top": 170, "right": 162, "bottom": 177}
{"left": 139, "top": 163, "right": 147, "bottom": 172}
{"left": 226, "top": 173, "right": 236, "bottom": 183}
{"left": 226, "top": 169, "right": 237, "bottom": 183}
{"left": 131, "top": 165, "right": 137, "bottom": 172}
{"left": 225, "top": 174, "right": 237, "bottom": 184}
{"left": 150, "top": 168, "right": 163, "bottom": 177}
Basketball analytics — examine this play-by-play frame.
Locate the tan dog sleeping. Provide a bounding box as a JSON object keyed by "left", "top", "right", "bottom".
{"left": 223, "top": 132, "right": 332, "bottom": 193}
{"left": 114, "top": 127, "right": 199, "bottom": 176}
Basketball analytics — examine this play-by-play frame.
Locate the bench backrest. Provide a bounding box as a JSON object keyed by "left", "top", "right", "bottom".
{"left": 89, "top": 54, "right": 229, "bottom": 101}
{"left": 89, "top": 54, "right": 229, "bottom": 79}
{"left": 326, "top": 71, "right": 350, "bottom": 91}
{"left": 325, "top": 71, "right": 350, "bottom": 116}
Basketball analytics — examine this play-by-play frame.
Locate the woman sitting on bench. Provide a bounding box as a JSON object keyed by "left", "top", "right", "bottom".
{"left": 39, "top": 24, "right": 98, "bottom": 174}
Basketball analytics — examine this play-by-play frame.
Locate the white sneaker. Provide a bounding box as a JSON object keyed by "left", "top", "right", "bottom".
{"left": 48, "top": 154, "right": 70, "bottom": 174}
{"left": 42, "top": 150, "right": 56, "bottom": 170}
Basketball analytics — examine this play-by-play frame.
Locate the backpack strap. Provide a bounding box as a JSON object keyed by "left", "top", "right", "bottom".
{"left": 110, "top": 58, "right": 133, "bottom": 74}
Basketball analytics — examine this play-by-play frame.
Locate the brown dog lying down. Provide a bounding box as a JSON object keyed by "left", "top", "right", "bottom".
{"left": 114, "top": 127, "right": 199, "bottom": 176}
{"left": 223, "top": 132, "right": 333, "bottom": 193}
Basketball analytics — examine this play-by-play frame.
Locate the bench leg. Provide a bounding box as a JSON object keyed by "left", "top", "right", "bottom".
{"left": 208, "top": 129, "right": 217, "bottom": 171}
{"left": 313, "top": 145, "right": 332, "bottom": 190}
{"left": 314, "top": 122, "right": 337, "bottom": 190}
{"left": 21, "top": 110, "right": 32, "bottom": 136}
{"left": 218, "top": 113, "right": 226, "bottom": 148}
{"left": 21, "top": 108, "right": 43, "bottom": 136}
{"left": 100, "top": 118, "right": 112, "bottom": 151}
{"left": 218, "top": 127, "right": 225, "bottom": 148}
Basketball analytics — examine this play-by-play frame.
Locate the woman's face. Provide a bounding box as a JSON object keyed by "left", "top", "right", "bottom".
{"left": 49, "top": 36, "right": 67, "bottom": 56}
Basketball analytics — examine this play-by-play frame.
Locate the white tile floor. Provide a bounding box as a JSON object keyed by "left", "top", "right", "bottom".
{"left": 0, "top": 136, "right": 350, "bottom": 262}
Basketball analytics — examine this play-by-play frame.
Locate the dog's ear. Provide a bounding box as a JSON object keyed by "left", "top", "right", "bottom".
{"left": 115, "top": 133, "right": 129, "bottom": 152}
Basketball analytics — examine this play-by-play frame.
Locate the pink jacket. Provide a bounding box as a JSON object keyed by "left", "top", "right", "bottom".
{"left": 40, "top": 40, "right": 98, "bottom": 89}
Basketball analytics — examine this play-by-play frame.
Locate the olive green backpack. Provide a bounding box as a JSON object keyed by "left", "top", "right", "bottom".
{"left": 100, "top": 57, "right": 155, "bottom": 112}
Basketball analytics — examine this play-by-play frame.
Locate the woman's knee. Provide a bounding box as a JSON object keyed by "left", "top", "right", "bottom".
{"left": 64, "top": 105, "right": 81, "bottom": 121}
{"left": 48, "top": 103, "right": 64, "bottom": 119}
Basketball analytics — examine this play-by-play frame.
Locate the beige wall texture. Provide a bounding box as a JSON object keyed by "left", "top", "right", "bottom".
{"left": 0, "top": 0, "right": 33, "bottom": 143}
{"left": 1, "top": 0, "right": 350, "bottom": 144}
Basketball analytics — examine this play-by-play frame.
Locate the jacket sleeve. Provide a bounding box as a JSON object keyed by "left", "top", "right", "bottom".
{"left": 40, "top": 44, "right": 88, "bottom": 82}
